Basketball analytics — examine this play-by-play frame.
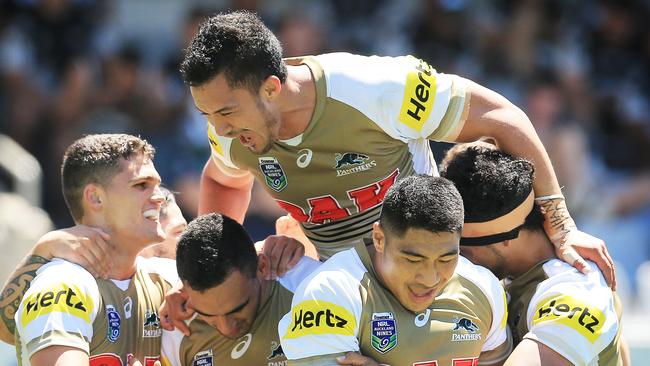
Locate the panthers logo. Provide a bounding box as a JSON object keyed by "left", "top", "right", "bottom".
{"left": 334, "top": 152, "right": 369, "bottom": 168}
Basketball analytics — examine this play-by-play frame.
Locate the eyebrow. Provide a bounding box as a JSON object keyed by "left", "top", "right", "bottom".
{"left": 129, "top": 175, "right": 161, "bottom": 185}
{"left": 195, "top": 105, "right": 233, "bottom": 116}
{"left": 400, "top": 248, "right": 458, "bottom": 259}
{"left": 193, "top": 297, "right": 250, "bottom": 317}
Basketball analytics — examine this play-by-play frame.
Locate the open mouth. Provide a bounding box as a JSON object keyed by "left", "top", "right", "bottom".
{"left": 408, "top": 287, "right": 436, "bottom": 303}
{"left": 143, "top": 209, "right": 160, "bottom": 222}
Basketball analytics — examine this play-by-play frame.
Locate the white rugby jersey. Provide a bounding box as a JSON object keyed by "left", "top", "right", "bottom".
{"left": 15, "top": 257, "right": 178, "bottom": 366}
{"left": 279, "top": 242, "right": 511, "bottom": 365}
{"left": 506, "top": 259, "right": 621, "bottom": 365}
{"left": 207, "top": 53, "right": 469, "bottom": 259}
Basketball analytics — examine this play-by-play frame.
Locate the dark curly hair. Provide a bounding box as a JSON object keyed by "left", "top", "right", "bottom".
{"left": 379, "top": 175, "right": 464, "bottom": 238}
{"left": 440, "top": 143, "right": 544, "bottom": 231}
{"left": 180, "top": 10, "right": 287, "bottom": 92}
{"left": 176, "top": 213, "right": 257, "bottom": 292}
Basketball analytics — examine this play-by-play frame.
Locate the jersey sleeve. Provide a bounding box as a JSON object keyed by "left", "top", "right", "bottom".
{"left": 15, "top": 260, "right": 100, "bottom": 357}
{"left": 206, "top": 123, "right": 248, "bottom": 176}
{"left": 523, "top": 261, "right": 619, "bottom": 365}
{"left": 316, "top": 53, "right": 469, "bottom": 143}
{"left": 160, "top": 328, "right": 184, "bottom": 366}
{"left": 278, "top": 257, "right": 321, "bottom": 293}
{"left": 279, "top": 252, "right": 364, "bottom": 361}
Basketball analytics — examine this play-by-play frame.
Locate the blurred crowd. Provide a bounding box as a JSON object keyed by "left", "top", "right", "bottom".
{"left": 0, "top": 0, "right": 649, "bottom": 301}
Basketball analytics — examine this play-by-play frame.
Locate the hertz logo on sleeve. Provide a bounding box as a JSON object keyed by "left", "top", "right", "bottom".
{"left": 21, "top": 283, "right": 94, "bottom": 325}
{"left": 398, "top": 58, "right": 436, "bottom": 132}
{"left": 284, "top": 300, "right": 356, "bottom": 339}
{"left": 532, "top": 294, "right": 604, "bottom": 343}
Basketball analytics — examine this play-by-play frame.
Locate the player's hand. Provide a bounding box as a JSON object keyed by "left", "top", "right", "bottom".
{"left": 127, "top": 354, "right": 161, "bottom": 366}
{"left": 32, "top": 225, "right": 113, "bottom": 279}
{"left": 336, "top": 352, "right": 381, "bottom": 366}
{"left": 159, "top": 283, "right": 193, "bottom": 336}
{"left": 537, "top": 196, "right": 616, "bottom": 290}
{"left": 276, "top": 214, "right": 320, "bottom": 260}
{"left": 555, "top": 229, "right": 616, "bottom": 289}
{"left": 258, "top": 235, "right": 305, "bottom": 280}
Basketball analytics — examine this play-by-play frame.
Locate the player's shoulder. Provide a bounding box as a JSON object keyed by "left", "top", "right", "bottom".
{"left": 455, "top": 255, "right": 503, "bottom": 299}
{"left": 278, "top": 256, "right": 321, "bottom": 293}
{"left": 314, "top": 52, "right": 417, "bottom": 92}
{"left": 30, "top": 258, "right": 98, "bottom": 291}
{"left": 537, "top": 259, "right": 610, "bottom": 299}
{"left": 136, "top": 256, "right": 179, "bottom": 285}
{"left": 294, "top": 247, "right": 367, "bottom": 300}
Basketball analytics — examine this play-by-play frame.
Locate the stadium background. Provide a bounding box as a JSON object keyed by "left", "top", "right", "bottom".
{"left": 0, "top": 0, "right": 648, "bottom": 363}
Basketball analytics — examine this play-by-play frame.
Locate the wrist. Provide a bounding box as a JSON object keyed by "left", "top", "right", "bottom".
{"left": 31, "top": 231, "right": 61, "bottom": 259}
{"left": 536, "top": 197, "right": 577, "bottom": 245}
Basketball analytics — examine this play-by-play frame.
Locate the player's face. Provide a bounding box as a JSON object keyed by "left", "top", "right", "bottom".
{"left": 191, "top": 73, "right": 280, "bottom": 155}
{"left": 139, "top": 197, "right": 187, "bottom": 259}
{"left": 373, "top": 224, "right": 460, "bottom": 313}
{"left": 187, "top": 270, "right": 262, "bottom": 339}
{"left": 460, "top": 244, "right": 508, "bottom": 280}
{"left": 101, "top": 155, "right": 166, "bottom": 250}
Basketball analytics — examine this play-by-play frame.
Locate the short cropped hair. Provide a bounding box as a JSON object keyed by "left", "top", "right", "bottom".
{"left": 379, "top": 175, "right": 464, "bottom": 238}
{"left": 61, "top": 134, "right": 155, "bottom": 221}
{"left": 176, "top": 213, "right": 258, "bottom": 292}
{"left": 441, "top": 143, "right": 544, "bottom": 231}
{"left": 180, "top": 10, "right": 287, "bottom": 91}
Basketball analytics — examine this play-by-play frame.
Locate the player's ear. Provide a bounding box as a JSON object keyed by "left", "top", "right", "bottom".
{"left": 372, "top": 222, "right": 386, "bottom": 253}
{"left": 83, "top": 183, "right": 105, "bottom": 212}
{"left": 260, "top": 75, "right": 282, "bottom": 101}
{"left": 257, "top": 252, "right": 270, "bottom": 279}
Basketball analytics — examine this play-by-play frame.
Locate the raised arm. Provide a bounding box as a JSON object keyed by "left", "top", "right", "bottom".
{"left": 198, "top": 157, "right": 254, "bottom": 223}
{"left": 452, "top": 78, "right": 615, "bottom": 288}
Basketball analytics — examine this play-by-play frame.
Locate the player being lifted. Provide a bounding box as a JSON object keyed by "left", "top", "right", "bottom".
{"left": 181, "top": 10, "right": 614, "bottom": 288}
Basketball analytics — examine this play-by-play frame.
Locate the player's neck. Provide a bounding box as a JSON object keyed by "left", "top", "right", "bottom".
{"left": 276, "top": 64, "right": 316, "bottom": 139}
{"left": 506, "top": 230, "right": 556, "bottom": 279}
{"left": 106, "top": 253, "right": 138, "bottom": 280}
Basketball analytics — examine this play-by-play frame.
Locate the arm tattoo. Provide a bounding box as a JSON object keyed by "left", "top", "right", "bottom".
{"left": 0, "top": 255, "right": 50, "bottom": 339}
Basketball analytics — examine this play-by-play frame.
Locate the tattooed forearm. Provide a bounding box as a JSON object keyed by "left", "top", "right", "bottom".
{"left": 537, "top": 198, "right": 577, "bottom": 242}
{"left": 0, "top": 254, "right": 50, "bottom": 344}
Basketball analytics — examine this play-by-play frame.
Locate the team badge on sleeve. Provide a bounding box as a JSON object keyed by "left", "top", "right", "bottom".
{"left": 105, "top": 305, "right": 121, "bottom": 343}
{"left": 259, "top": 157, "right": 288, "bottom": 192}
{"left": 371, "top": 312, "right": 397, "bottom": 354}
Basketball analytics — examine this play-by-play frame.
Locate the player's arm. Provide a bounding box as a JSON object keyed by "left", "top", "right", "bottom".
{"left": 198, "top": 157, "right": 254, "bottom": 223}
{"left": 504, "top": 339, "right": 572, "bottom": 366}
{"left": 0, "top": 226, "right": 110, "bottom": 344}
{"left": 0, "top": 252, "right": 49, "bottom": 344}
{"left": 30, "top": 345, "right": 89, "bottom": 366}
{"left": 452, "top": 78, "right": 614, "bottom": 287}
{"left": 279, "top": 268, "right": 362, "bottom": 364}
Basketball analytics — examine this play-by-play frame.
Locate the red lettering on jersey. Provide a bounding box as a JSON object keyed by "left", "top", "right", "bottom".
{"left": 412, "top": 358, "right": 478, "bottom": 366}
{"left": 348, "top": 169, "right": 400, "bottom": 212}
{"left": 308, "top": 195, "right": 350, "bottom": 224}
{"left": 144, "top": 356, "right": 161, "bottom": 366}
{"left": 452, "top": 357, "right": 479, "bottom": 366}
{"left": 276, "top": 200, "right": 309, "bottom": 222}
{"left": 90, "top": 353, "right": 122, "bottom": 366}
